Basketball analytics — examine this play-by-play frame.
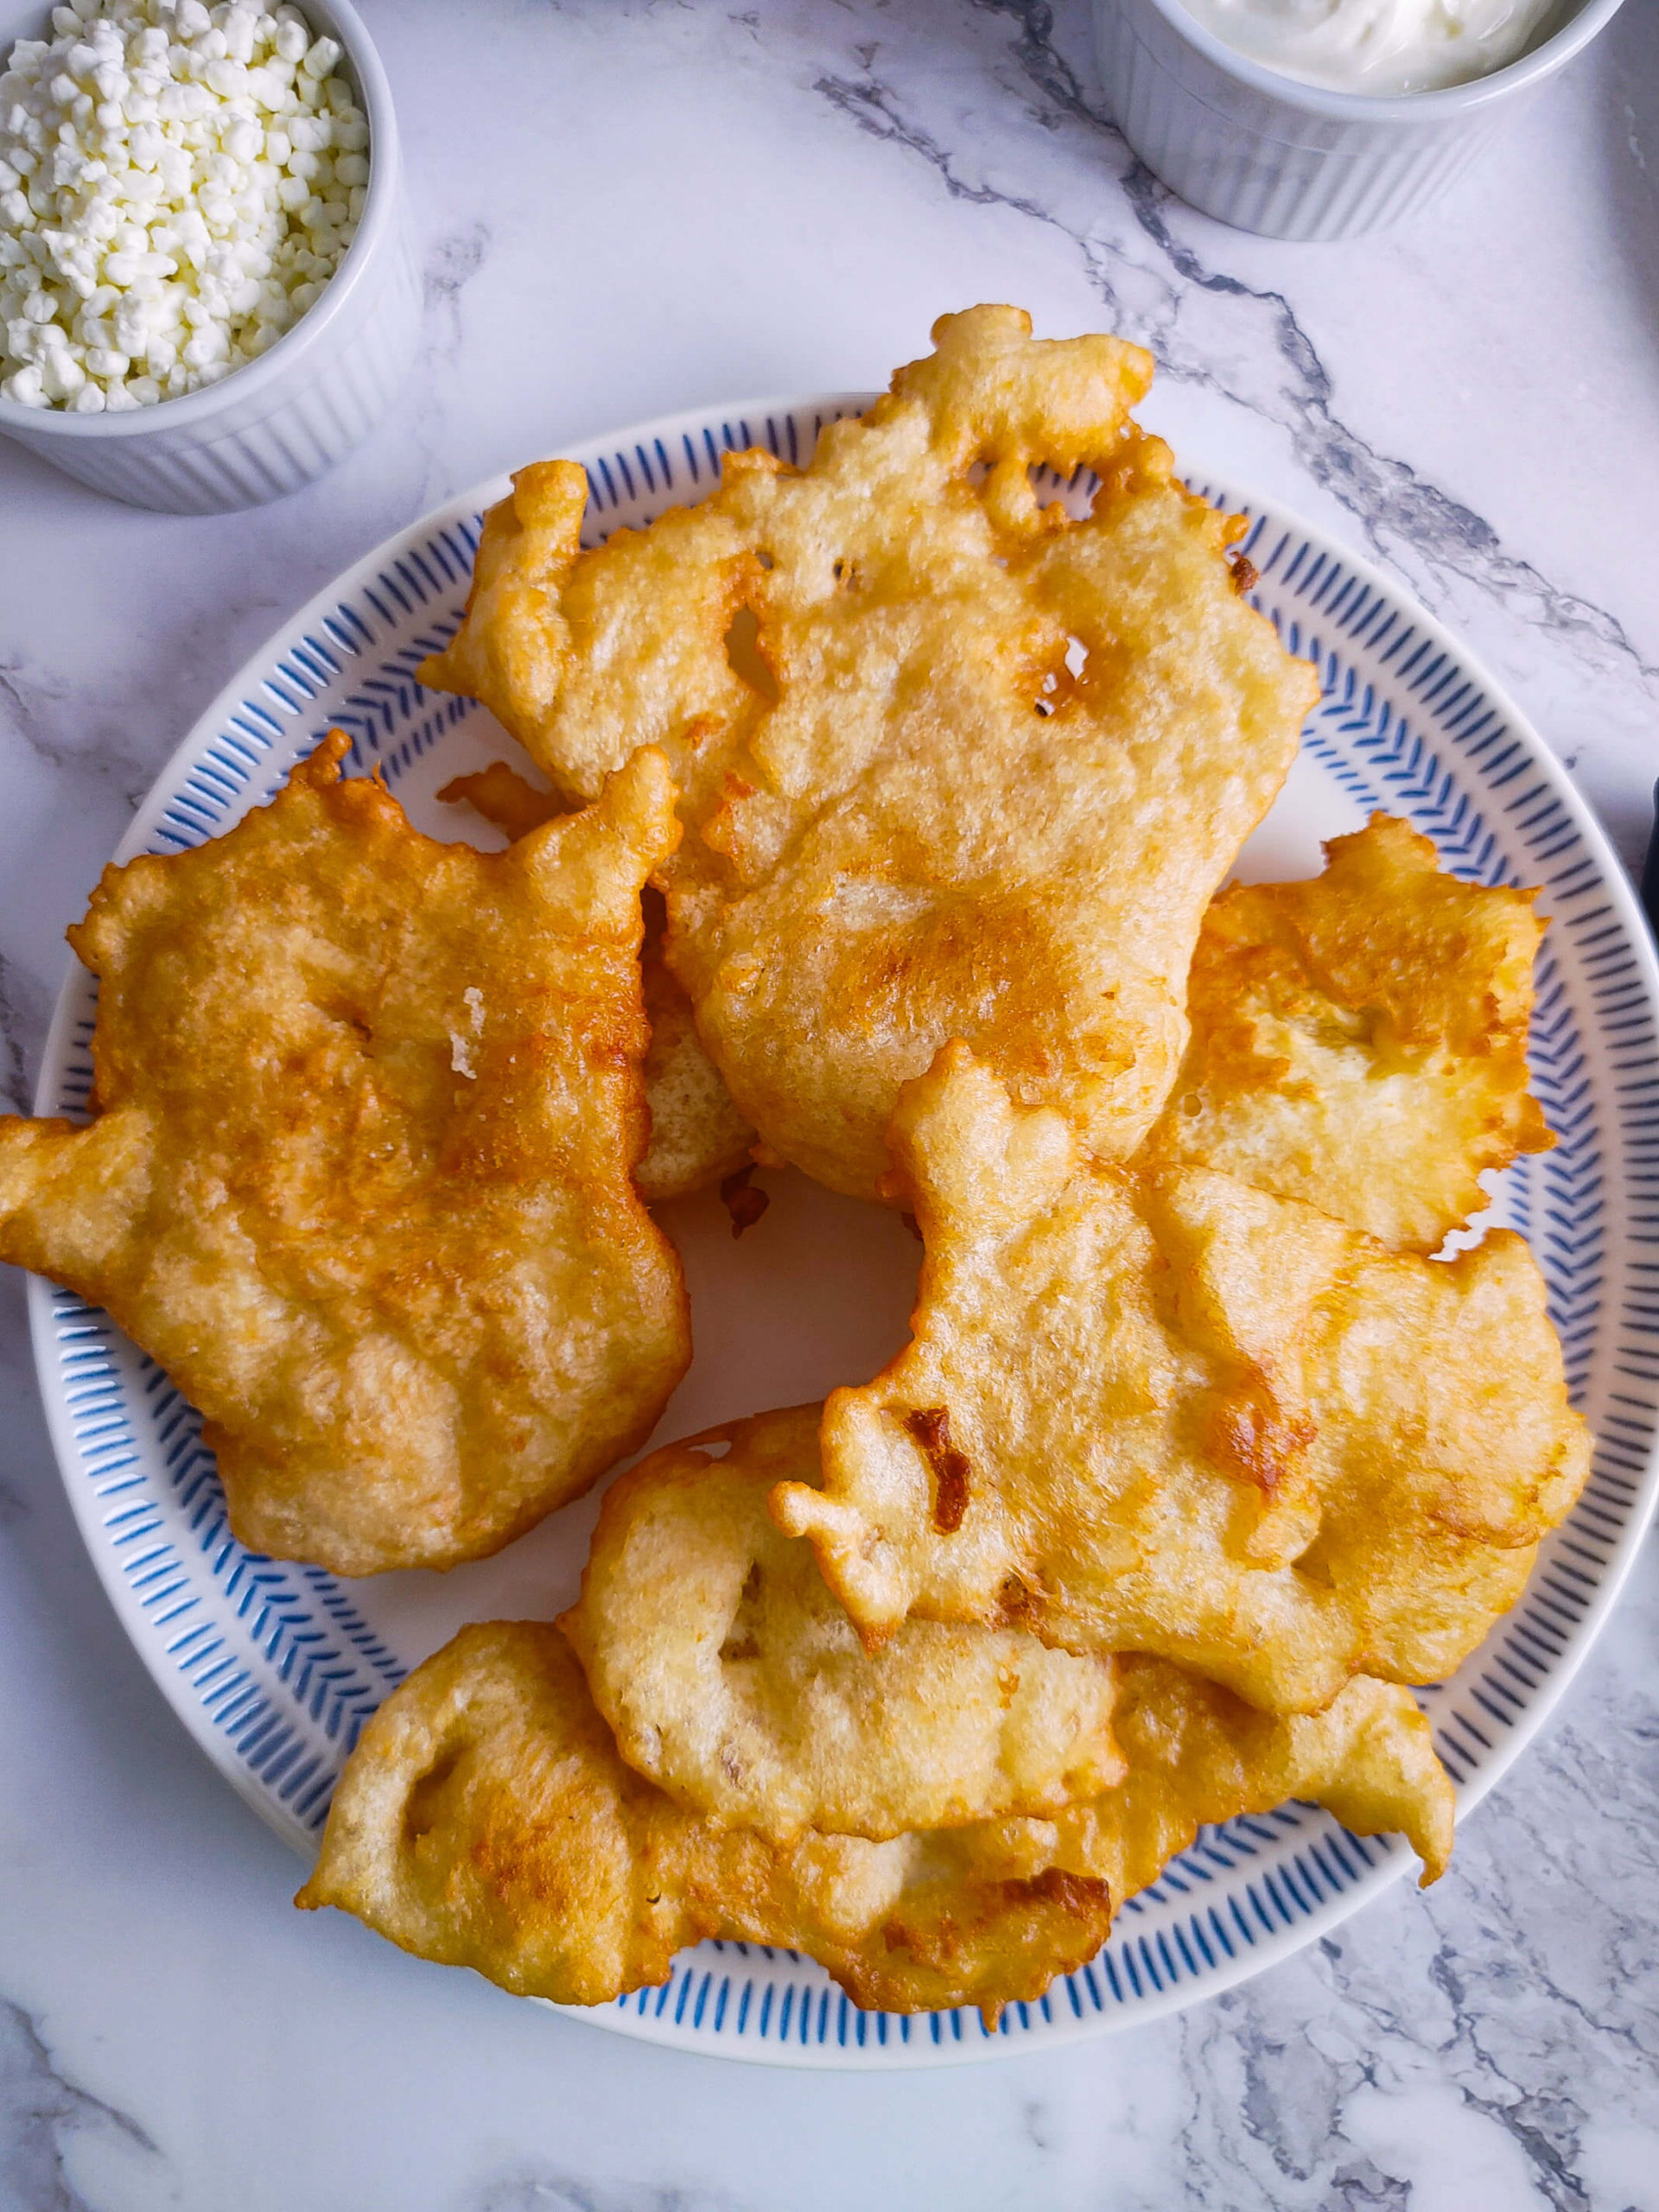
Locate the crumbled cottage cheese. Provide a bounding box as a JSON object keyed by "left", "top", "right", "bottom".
{"left": 0, "top": 0, "right": 369, "bottom": 412}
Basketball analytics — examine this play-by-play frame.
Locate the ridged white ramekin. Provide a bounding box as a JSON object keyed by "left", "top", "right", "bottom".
{"left": 1093, "top": 0, "right": 1630, "bottom": 241}
{"left": 0, "top": 0, "right": 420, "bottom": 511}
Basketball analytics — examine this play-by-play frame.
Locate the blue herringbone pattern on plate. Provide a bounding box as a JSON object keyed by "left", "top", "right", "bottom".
{"left": 29, "top": 402, "right": 1659, "bottom": 2066}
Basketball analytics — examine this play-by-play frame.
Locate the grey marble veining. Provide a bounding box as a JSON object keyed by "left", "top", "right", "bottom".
{"left": 473, "top": 2183, "right": 748, "bottom": 2212}
{"left": 1, "top": 0, "right": 1656, "bottom": 2204}
{"left": 0, "top": 2000, "right": 161, "bottom": 2212}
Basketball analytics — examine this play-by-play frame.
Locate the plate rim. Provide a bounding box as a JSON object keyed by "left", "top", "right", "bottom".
{"left": 26, "top": 388, "right": 1659, "bottom": 2067}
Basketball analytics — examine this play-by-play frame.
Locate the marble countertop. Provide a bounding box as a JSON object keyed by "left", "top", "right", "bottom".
{"left": 3, "top": 1, "right": 1657, "bottom": 2205}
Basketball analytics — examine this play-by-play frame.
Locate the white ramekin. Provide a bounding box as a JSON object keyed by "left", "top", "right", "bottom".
{"left": 0, "top": 0, "right": 421, "bottom": 511}
{"left": 1093, "top": 0, "right": 1630, "bottom": 240}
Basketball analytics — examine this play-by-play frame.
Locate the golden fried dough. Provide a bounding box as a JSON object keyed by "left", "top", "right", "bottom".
{"left": 439, "top": 761, "right": 753, "bottom": 1204}
{"left": 422, "top": 307, "right": 1319, "bottom": 1201}
{"left": 561, "top": 1405, "right": 1125, "bottom": 1842}
{"left": 1093, "top": 1652, "right": 1451, "bottom": 1897}
{"left": 435, "top": 759, "right": 563, "bottom": 843}
{"left": 1146, "top": 815, "right": 1553, "bottom": 1251}
{"left": 634, "top": 887, "right": 755, "bottom": 1204}
{"left": 422, "top": 456, "right": 592, "bottom": 752}
{"left": 298, "top": 1624, "right": 1448, "bottom": 2016}
{"left": 778, "top": 1046, "right": 1587, "bottom": 1710}
{"left": 0, "top": 735, "right": 691, "bottom": 1574}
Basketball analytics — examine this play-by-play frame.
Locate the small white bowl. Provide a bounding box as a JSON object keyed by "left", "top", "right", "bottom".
{"left": 1094, "top": 0, "right": 1630, "bottom": 240}
{"left": 0, "top": 0, "right": 421, "bottom": 511}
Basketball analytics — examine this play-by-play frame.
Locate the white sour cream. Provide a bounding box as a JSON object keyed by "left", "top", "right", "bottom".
{"left": 1175, "top": 0, "right": 1563, "bottom": 95}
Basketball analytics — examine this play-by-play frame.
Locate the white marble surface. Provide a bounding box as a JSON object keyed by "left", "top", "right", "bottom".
{"left": 2, "top": 0, "right": 1658, "bottom": 2203}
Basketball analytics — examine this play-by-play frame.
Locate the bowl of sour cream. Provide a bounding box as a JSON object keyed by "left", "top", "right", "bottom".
{"left": 1094, "top": 0, "right": 1629, "bottom": 238}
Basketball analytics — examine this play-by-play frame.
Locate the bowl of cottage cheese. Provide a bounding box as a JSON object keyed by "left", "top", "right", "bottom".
{"left": 0, "top": 0, "right": 419, "bottom": 509}
{"left": 1093, "top": 0, "right": 1629, "bottom": 238}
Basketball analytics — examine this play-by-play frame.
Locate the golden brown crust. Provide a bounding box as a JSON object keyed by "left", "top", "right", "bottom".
{"left": 779, "top": 1046, "right": 1589, "bottom": 1711}
{"left": 437, "top": 761, "right": 755, "bottom": 1205}
{"left": 561, "top": 1405, "right": 1126, "bottom": 1842}
{"left": 419, "top": 306, "right": 1318, "bottom": 1201}
{"left": 633, "top": 887, "right": 756, "bottom": 1204}
{"left": 297, "top": 1622, "right": 1449, "bottom": 2016}
{"left": 435, "top": 760, "right": 563, "bottom": 844}
{"left": 419, "top": 460, "right": 589, "bottom": 773}
{"left": 0, "top": 735, "right": 691, "bottom": 1573}
{"left": 1145, "top": 815, "right": 1553, "bottom": 1251}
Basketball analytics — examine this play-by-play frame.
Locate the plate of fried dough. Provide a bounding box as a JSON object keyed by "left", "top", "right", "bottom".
{"left": 7, "top": 307, "right": 1658, "bottom": 2066}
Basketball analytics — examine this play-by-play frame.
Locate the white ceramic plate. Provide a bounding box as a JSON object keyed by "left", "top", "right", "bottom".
{"left": 29, "top": 396, "right": 1659, "bottom": 2068}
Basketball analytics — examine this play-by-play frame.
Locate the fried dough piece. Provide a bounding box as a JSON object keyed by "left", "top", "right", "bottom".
{"left": 423, "top": 456, "right": 592, "bottom": 749}
{"left": 561, "top": 1405, "right": 1125, "bottom": 1842}
{"left": 421, "top": 307, "right": 1319, "bottom": 1201}
{"left": 1094, "top": 1651, "right": 1451, "bottom": 1896}
{"left": 0, "top": 736, "right": 691, "bottom": 1574}
{"left": 1145, "top": 816, "right": 1553, "bottom": 1251}
{"left": 439, "top": 761, "right": 753, "bottom": 1204}
{"left": 297, "top": 1624, "right": 1448, "bottom": 2016}
{"left": 435, "top": 759, "right": 563, "bottom": 843}
{"left": 634, "top": 887, "right": 756, "bottom": 1203}
{"left": 778, "top": 1047, "right": 1588, "bottom": 1711}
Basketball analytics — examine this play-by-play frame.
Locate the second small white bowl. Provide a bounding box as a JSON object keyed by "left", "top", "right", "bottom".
{"left": 0, "top": 0, "right": 421, "bottom": 512}
{"left": 1093, "top": 0, "right": 1629, "bottom": 240}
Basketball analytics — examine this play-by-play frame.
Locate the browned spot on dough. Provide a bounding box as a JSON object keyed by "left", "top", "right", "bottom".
{"left": 1002, "top": 1868, "right": 1113, "bottom": 1916}
{"left": 720, "top": 1164, "right": 770, "bottom": 1238}
{"left": 905, "top": 1406, "right": 971, "bottom": 1532}
{"left": 992, "top": 1572, "right": 1041, "bottom": 1632}
{"left": 1205, "top": 1377, "right": 1316, "bottom": 1495}
{"left": 1228, "top": 550, "right": 1259, "bottom": 596}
